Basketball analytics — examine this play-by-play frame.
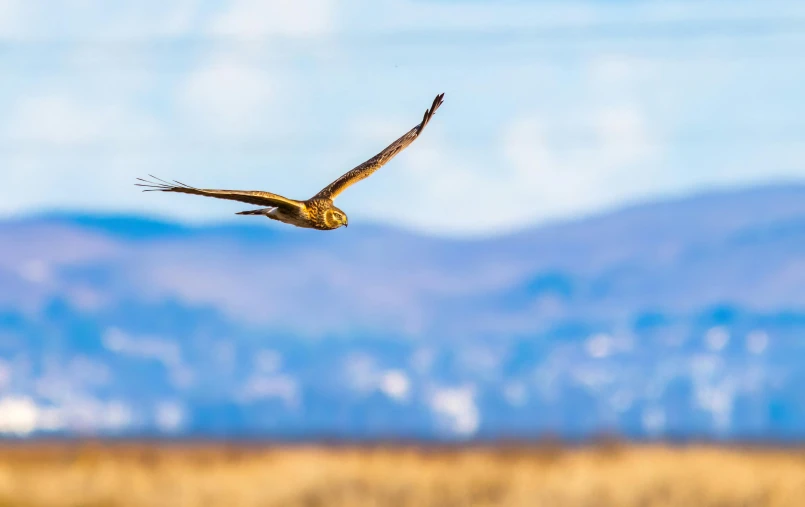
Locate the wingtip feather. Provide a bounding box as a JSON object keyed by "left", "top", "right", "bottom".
{"left": 134, "top": 174, "right": 181, "bottom": 192}
{"left": 419, "top": 92, "right": 445, "bottom": 130}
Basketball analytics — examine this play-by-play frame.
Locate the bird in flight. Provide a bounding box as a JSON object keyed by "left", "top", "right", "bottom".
{"left": 136, "top": 93, "right": 445, "bottom": 230}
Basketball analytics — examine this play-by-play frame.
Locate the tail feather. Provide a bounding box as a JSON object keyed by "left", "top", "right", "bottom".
{"left": 236, "top": 207, "right": 276, "bottom": 216}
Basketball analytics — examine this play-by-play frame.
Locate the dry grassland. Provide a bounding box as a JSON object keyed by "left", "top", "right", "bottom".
{"left": 0, "top": 442, "right": 802, "bottom": 507}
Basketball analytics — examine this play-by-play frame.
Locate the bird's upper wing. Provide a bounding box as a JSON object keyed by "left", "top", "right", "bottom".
{"left": 312, "top": 93, "right": 445, "bottom": 201}
{"left": 136, "top": 175, "right": 304, "bottom": 211}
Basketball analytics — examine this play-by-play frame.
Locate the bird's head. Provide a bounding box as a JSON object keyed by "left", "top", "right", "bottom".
{"left": 326, "top": 207, "right": 349, "bottom": 229}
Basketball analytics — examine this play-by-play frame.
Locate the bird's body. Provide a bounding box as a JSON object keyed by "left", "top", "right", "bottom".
{"left": 240, "top": 198, "right": 347, "bottom": 231}
{"left": 137, "top": 93, "right": 445, "bottom": 231}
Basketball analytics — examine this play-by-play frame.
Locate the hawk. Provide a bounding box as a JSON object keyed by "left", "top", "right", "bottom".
{"left": 136, "top": 93, "right": 445, "bottom": 230}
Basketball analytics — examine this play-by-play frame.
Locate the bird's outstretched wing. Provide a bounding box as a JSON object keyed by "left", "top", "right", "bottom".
{"left": 136, "top": 175, "right": 304, "bottom": 211}
{"left": 312, "top": 93, "right": 445, "bottom": 201}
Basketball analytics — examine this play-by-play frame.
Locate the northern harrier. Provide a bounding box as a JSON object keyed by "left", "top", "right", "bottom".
{"left": 136, "top": 93, "right": 445, "bottom": 230}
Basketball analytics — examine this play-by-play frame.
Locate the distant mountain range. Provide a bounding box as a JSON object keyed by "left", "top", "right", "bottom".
{"left": 1, "top": 184, "right": 804, "bottom": 441}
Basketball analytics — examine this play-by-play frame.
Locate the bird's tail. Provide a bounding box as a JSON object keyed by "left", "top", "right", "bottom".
{"left": 236, "top": 207, "right": 276, "bottom": 216}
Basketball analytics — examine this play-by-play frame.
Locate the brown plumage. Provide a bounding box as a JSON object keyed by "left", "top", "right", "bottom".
{"left": 136, "top": 93, "right": 445, "bottom": 231}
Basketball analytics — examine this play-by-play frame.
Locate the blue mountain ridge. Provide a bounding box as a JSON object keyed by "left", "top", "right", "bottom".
{"left": 1, "top": 183, "right": 804, "bottom": 441}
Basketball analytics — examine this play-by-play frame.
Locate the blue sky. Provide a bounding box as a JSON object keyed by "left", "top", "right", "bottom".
{"left": 1, "top": 0, "right": 804, "bottom": 236}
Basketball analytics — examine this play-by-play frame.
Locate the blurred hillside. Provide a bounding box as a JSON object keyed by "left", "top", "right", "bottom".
{"left": 0, "top": 183, "right": 804, "bottom": 440}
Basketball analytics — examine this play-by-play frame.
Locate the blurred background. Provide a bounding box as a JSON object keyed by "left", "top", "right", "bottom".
{"left": 1, "top": 1, "right": 805, "bottom": 506}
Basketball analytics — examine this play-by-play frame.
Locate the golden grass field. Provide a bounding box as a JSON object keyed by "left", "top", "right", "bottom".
{"left": 0, "top": 442, "right": 803, "bottom": 507}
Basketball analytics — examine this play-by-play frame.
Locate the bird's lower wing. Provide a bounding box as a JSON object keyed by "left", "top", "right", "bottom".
{"left": 136, "top": 175, "right": 304, "bottom": 211}
{"left": 313, "top": 93, "right": 444, "bottom": 201}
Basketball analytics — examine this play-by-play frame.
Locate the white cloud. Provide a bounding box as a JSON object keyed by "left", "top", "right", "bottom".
{"left": 255, "top": 349, "right": 282, "bottom": 373}
{"left": 0, "top": 396, "right": 38, "bottom": 436}
{"left": 102, "top": 328, "right": 182, "bottom": 367}
{"left": 7, "top": 94, "right": 160, "bottom": 146}
{"left": 0, "top": 88, "right": 165, "bottom": 215}
{"left": 502, "top": 118, "right": 555, "bottom": 178}
{"left": 504, "top": 104, "right": 661, "bottom": 204}
{"left": 379, "top": 370, "right": 410, "bottom": 402}
{"left": 0, "top": 396, "right": 133, "bottom": 435}
{"left": 155, "top": 401, "right": 185, "bottom": 432}
{"left": 429, "top": 386, "right": 480, "bottom": 437}
{"left": 67, "top": 356, "right": 111, "bottom": 386}
{"left": 696, "top": 384, "right": 734, "bottom": 432}
{"left": 117, "top": 0, "right": 199, "bottom": 38}
{"left": 589, "top": 55, "right": 638, "bottom": 88}
{"left": 210, "top": 0, "right": 336, "bottom": 39}
{"left": 411, "top": 348, "right": 436, "bottom": 374}
{"left": 594, "top": 106, "right": 654, "bottom": 167}
{"left": 0, "top": 360, "right": 10, "bottom": 390}
{"left": 343, "top": 352, "right": 379, "bottom": 393}
{"left": 499, "top": 117, "right": 588, "bottom": 218}
{"left": 339, "top": 98, "right": 661, "bottom": 235}
{"left": 339, "top": 0, "right": 596, "bottom": 33}
{"left": 239, "top": 375, "right": 299, "bottom": 407}
{"left": 18, "top": 259, "right": 50, "bottom": 284}
{"left": 342, "top": 0, "right": 805, "bottom": 35}
{"left": 503, "top": 382, "right": 527, "bottom": 407}
{"left": 0, "top": 1, "right": 201, "bottom": 40}
{"left": 641, "top": 406, "right": 666, "bottom": 435}
{"left": 28, "top": 396, "right": 131, "bottom": 434}
{"left": 746, "top": 330, "right": 769, "bottom": 355}
{"left": 1, "top": 0, "right": 804, "bottom": 236}
{"left": 705, "top": 326, "right": 730, "bottom": 352}
{"left": 496, "top": 105, "right": 663, "bottom": 224}
{"left": 585, "top": 333, "right": 615, "bottom": 359}
{"left": 333, "top": 115, "right": 494, "bottom": 234}
{"left": 610, "top": 390, "right": 633, "bottom": 413}
{"left": 180, "top": 53, "right": 276, "bottom": 136}
{"left": 104, "top": 401, "right": 133, "bottom": 430}
{"left": 0, "top": 0, "right": 24, "bottom": 37}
